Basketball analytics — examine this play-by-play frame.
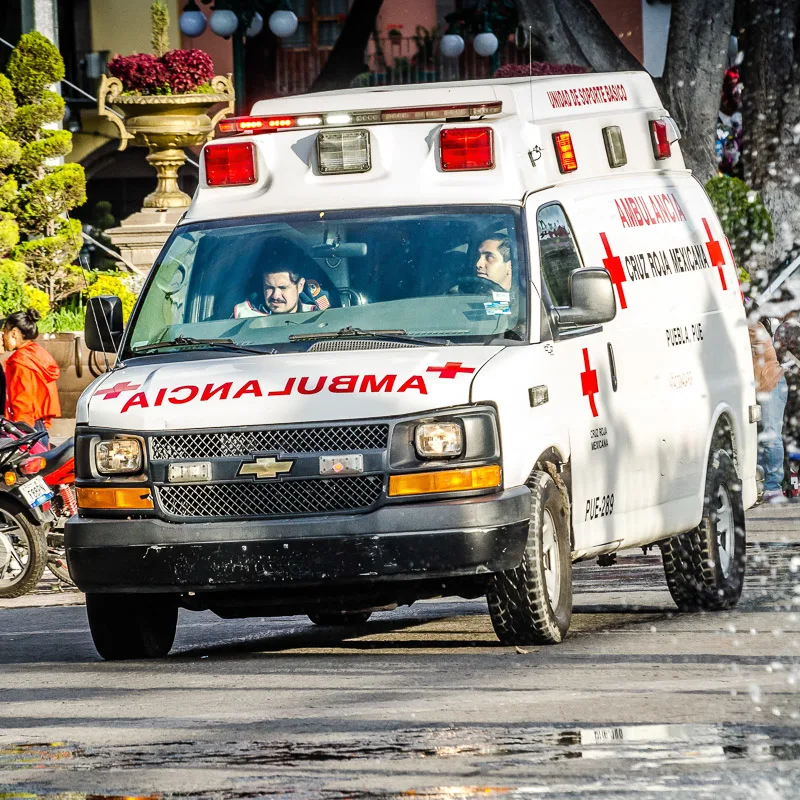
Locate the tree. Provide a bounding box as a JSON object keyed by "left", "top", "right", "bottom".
{"left": 309, "top": 0, "right": 385, "bottom": 93}
{"left": 737, "top": 0, "right": 800, "bottom": 262}
{"left": 0, "top": 32, "right": 87, "bottom": 304}
{"left": 513, "top": 0, "right": 735, "bottom": 183}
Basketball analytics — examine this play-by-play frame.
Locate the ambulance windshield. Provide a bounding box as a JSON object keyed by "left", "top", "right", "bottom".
{"left": 125, "top": 206, "right": 526, "bottom": 355}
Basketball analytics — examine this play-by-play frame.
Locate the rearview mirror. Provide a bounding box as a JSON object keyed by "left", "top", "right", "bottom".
{"left": 312, "top": 242, "right": 368, "bottom": 258}
{"left": 554, "top": 268, "right": 617, "bottom": 326}
{"left": 85, "top": 295, "right": 123, "bottom": 353}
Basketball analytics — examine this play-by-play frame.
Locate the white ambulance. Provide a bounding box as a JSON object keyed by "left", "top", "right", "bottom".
{"left": 67, "top": 71, "right": 759, "bottom": 660}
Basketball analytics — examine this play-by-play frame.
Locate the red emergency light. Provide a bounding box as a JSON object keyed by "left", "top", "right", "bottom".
{"left": 219, "top": 116, "right": 297, "bottom": 134}
{"left": 650, "top": 119, "right": 671, "bottom": 160}
{"left": 553, "top": 131, "right": 578, "bottom": 173}
{"left": 439, "top": 127, "right": 494, "bottom": 171}
{"left": 204, "top": 142, "right": 257, "bottom": 187}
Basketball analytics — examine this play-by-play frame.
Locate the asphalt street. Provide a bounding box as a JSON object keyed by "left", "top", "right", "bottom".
{"left": 1, "top": 502, "right": 799, "bottom": 799}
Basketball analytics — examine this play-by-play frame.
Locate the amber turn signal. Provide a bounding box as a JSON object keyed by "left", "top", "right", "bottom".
{"left": 388, "top": 464, "right": 501, "bottom": 497}
{"left": 4, "top": 471, "right": 16, "bottom": 486}
{"left": 76, "top": 487, "right": 154, "bottom": 510}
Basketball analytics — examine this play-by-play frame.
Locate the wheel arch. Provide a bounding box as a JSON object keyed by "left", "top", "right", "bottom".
{"left": 533, "top": 446, "right": 573, "bottom": 550}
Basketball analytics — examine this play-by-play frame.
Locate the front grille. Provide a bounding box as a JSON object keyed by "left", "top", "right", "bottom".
{"left": 150, "top": 424, "right": 390, "bottom": 460}
{"left": 156, "top": 475, "right": 384, "bottom": 519}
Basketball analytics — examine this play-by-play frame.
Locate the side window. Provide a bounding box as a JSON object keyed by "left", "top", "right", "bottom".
{"left": 536, "top": 203, "right": 584, "bottom": 307}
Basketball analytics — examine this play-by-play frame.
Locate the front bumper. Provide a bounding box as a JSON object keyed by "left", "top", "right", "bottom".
{"left": 65, "top": 486, "right": 530, "bottom": 593}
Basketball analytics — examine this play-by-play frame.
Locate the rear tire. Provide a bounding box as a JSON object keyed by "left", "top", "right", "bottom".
{"left": 86, "top": 593, "right": 179, "bottom": 660}
{"left": 0, "top": 511, "right": 47, "bottom": 599}
{"left": 660, "top": 448, "right": 746, "bottom": 611}
{"left": 308, "top": 611, "right": 372, "bottom": 626}
{"left": 487, "top": 470, "right": 572, "bottom": 645}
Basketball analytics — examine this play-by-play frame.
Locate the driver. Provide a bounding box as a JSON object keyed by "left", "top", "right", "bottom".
{"left": 475, "top": 233, "right": 513, "bottom": 291}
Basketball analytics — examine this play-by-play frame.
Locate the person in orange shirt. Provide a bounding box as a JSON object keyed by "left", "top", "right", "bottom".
{"left": 2, "top": 309, "right": 61, "bottom": 447}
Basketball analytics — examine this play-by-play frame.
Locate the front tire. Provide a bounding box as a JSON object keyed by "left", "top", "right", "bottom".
{"left": 0, "top": 510, "right": 47, "bottom": 599}
{"left": 487, "top": 470, "right": 572, "bottom": 645}
{"left": 86, "top": 593, "right": 179, "bottom": 660}
{"left": 660, "top": 448, "right": 746, "bottom": 611}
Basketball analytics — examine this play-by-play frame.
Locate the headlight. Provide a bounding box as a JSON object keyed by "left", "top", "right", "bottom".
{"left": 414, "top": 422, "right": 463, "bottom": 458}
{"left": 95, "top": 438, "right": 143, "bottom": 474}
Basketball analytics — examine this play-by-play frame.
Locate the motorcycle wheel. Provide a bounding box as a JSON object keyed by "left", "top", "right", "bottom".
{"left": 48, "top": 552, "right": 74, "bottom": 585}
{"left": 0, "top": 509, "right": 47, "bottom": 599}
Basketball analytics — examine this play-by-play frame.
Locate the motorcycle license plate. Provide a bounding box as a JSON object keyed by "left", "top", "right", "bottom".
{"left": 19, "top": 476, "right": 54, "bottom": 508}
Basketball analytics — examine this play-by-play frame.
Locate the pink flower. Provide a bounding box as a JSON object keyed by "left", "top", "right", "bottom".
{"left": 161, "top": 49, "right": 215, "bottom": 93}
{"left": 107, "top": 53, "right": 169, "bottom": 93}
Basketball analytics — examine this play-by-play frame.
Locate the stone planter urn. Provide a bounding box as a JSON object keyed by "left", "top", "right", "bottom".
{"left": 97, "top": 73, "right": 235, "bottom": 209}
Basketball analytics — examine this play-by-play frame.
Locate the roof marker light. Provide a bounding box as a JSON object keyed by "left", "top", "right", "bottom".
{"left": 204, "top": 142, "right": 257, "bottom": 187}
{"left": 602, "top": 125, "right": 627, "bottom": 168}
{"left": 650, "top": 119, "right": 671, "bottom": 160}
{"left": 440, "top": 127, "right": 494, "bottom": 171}
{"left": 553, "top": 131, "right": 577, "bottom": 173}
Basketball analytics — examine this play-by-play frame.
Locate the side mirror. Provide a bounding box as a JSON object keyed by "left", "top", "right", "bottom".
{"left": 85, "top": 295, "right": 123, "bottom": 353}
{"left": 554, "top": 268, "right": 617, "bottom": 326}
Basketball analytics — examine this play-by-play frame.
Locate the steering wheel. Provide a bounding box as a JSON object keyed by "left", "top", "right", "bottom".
{"left": 449, "top": 276, "right": 508, "bottom": 295}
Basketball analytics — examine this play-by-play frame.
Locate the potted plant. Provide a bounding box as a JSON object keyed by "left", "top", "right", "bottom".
{"left": 97, "top": 1, "right": 234, "bottom": 209}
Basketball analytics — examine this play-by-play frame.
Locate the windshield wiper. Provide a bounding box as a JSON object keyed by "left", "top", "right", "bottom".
{"left": 289, "top": 326, "right": 448, "bottom": 345}
{"left": 131, "top": 335, "right": 267, "bottom": 355}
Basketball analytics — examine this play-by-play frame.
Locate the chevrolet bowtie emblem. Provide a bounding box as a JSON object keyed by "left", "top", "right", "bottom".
{"left": 238, "top": 456, "right": 294, "bottom": 479}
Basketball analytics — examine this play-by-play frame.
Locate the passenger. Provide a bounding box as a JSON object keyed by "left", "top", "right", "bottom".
{"left": 749, "top": 319, "right": 788, "bottom": 503}
{"left": 475, "top": 233, "right": 514, "bottom": 291}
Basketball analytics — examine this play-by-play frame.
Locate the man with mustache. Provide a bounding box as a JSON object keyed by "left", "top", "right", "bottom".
{"left": 233, "top": 238, "right": 331, "bottom": 318}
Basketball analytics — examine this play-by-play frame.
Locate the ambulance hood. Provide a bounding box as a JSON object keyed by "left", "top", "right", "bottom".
{"left": 84, "top": 346, "right": 504, "bottom": 431}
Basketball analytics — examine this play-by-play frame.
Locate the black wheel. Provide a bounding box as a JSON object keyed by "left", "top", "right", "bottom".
{"left": 86, "top": 593, "right": 179, "bottom": 660}
{"left": 0, "top": 510, "right": 47, "bottom": 599}
{"left": 487, "top": 470, "right": 572, "bottom": 645}
{"left": 660, "top": 448, "right": 746, "bottom": 611}
{"left": 308, "top": 611, "right": 372, "bottom": 626}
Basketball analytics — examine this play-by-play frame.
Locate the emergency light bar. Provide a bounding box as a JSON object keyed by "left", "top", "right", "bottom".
{"left": 218, "top": 102, "right": 503, "bottom": 135}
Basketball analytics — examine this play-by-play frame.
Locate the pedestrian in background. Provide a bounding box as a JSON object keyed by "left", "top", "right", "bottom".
{"left": 2, "top": 309, "right": 60, "bottom": 447}
{"left": 750, "top": 319, "right": 788, "bottom": 503}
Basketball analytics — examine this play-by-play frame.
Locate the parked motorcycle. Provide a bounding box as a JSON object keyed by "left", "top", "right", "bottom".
{"left": 0, "top": 419, "right": 76, "bottom": 587}
{"left": 0, "top": 423, "right": 56, "bottom": 598}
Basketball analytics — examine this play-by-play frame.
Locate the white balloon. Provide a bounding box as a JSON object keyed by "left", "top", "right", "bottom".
{"left": 209, "top": 9, "right": 238, "bottom": 38}
{"left": 440, "top": 34, "right": 465, "bottom": 59}
{"left": 474, "top": 31, "right": 499, "bottom": 58}
{"left": 179, "top": 10, "right": 207, "bottom": 38}
{"left": 246, "top": 12, "right": 264, "bottom": 38}
{"left": 269, "top": 10, "right": 299, "bottom": 39}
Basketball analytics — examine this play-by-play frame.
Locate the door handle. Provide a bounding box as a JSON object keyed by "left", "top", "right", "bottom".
{"left": 607, "top": 342, "right": 618, "bottom": 392}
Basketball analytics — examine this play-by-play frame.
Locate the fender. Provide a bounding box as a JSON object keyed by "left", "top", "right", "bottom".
{"left": 0, "top": 489, "right": 52, "bottom": 529}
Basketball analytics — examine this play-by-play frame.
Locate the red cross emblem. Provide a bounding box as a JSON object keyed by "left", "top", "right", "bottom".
{"left": 702, "top": 217, "right": 727, "bottom": 290}
{"left": 600, "top": 232, "right": 627, "bottom": 309}
{"left": 580, "top": 348, "right": 599, "bottom": 417}
{"left": 94, "top": 381, "right": 141, "bottom": 400}
{"left": 426, "top": 362, "right": 476, "bottom": 379}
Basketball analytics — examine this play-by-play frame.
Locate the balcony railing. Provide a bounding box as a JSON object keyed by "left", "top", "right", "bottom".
{"left": 274, "top": 36, "right": 530, "bottom": 97}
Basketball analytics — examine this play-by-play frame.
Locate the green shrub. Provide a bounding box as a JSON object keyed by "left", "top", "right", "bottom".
{"left": 40, "top": 305, "right": 85, "bottom": 333}
{"left": 705, "top": 176, "right": 773, "bottom": 281}
{"left": 0, "top": 258, "right": 26, "bottom": 317}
